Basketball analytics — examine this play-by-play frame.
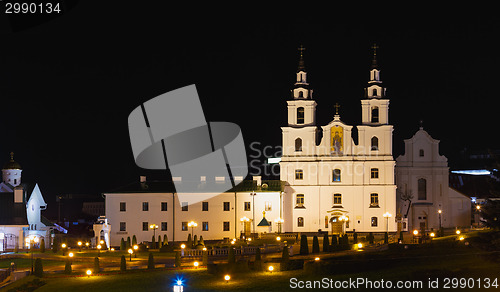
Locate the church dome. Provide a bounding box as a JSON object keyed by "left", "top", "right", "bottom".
{"left": 3, "top": 152, "right": 21, "bottom": 170}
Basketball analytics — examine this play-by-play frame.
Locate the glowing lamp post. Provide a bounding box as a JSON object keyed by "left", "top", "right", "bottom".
{"left": 128, "top": 248, "right": 133, "bottom": 261}
{"left": 180, "top": 243, "right": 186, "bottom": 256}
{"left": 77, "top": 241, "right": 82, "bottom": 252}
{"left": 224, "top": 274, "right": 231, "bottom": 283}
{"left": 274, "top": 218, "right": 284, "bottom": 234}
{"left": 438, "top": 209, "right": 442, "bottom": 231}
{"left": 27, "top": 236, "right": 39, "bottom": 275}
{"left": 413, "top": 230, "right": 418, "bottom": 244}
{"left": 188, "top": 221, "right": 197, "bottom": 247}
{"left": 133, "top": 244, "right": 138, "bottom": 257}
{"left": 268, "top": 265, "right": 274, "bottom": 273}
{"left": 97, "top": 244, "right": 102, "bottom": 257}
{"left": 339, "top": 215, "right": 349, "bottom": 235}
{"left": 383, "top": 212, "right": 392, "bottom": 233}
{"left": 194, "top": 261, "right": 199, "bottom": 268}
{"left": 86, "top": 269, "right": 92, "bottom": 277}
{"left": 149, "top": 224, "right": 158, "bottom": 248}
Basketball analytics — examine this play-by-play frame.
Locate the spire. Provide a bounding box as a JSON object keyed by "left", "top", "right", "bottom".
{"left": 297, "top": 45, "right": 306, "bottom": 72}
{"left": 371, "top": 43, "right": 379, "bottom": 70}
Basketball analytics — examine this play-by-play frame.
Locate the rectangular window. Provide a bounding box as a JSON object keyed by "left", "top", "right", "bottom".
{"left": 161, "top": 202, "right": 168, "bottom": 211}
{"left": 161, "top": 222, "right": 167, "bottom": 231}
{"left": 223, "top": 221, "right": 230, "bottom": 231}
{"left": 418, "top": 178, "right": 427, "bottom": 200}
{"left": 182, "top": 222, "right": 188, "bottom": 231}
{"left": 244, "top": 201, "right": 251, "bottom": 211}
{"left": 265, "top": 201, "right": 272, "bottom": 211}
{"left": 333, "top": 193, "right": 342, "bottom": 205}
{"left": 119, "top": 202, "right": 126, "bottom": 212}
{"left": 120, "top": 222, "right": 126, "bottom": 231}
{"left": 223, "top": 202, "right": 230, "bottom": 211}
{"left": 181, "top": 202, "right": 188, "bottom": 211}
{"left": 371, "top": 217, "right": 378, "bottom": 227}
{"left": 371, "top": 168, "right": 379, "bottom": 179}
{"left": 142, "top": 202, "right": 149, "bottom": 211}
{"left": 202, "top": 201, "right": 208, "bottom": 211}
{"left": 295, "top": 169, "right": 303, "bottom": 180}
{"left": 202, "top": 222, "right": 209, "bottom": 231}
{"left": 296, "top": 194, "right": 305, "bottom": 208}
{"left": 297, "top": 217, "right": 304, "bottom": 227}
{"left": 332, "top": 169, "right": 341, "bottom": 182}
{"left": 370, "top": 193, "right": 379, "bottom": 207}
{"left": 142, "top": 222, "right": 148, "bottom": 231}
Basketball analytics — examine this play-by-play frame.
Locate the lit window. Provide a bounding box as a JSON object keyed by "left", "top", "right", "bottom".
{"left": 371, "top": 217, "right": 378, "bottom": 227}
{"left": 297, "top": 217, "right": 304, "bottom": 227}
{"left": 332, "top": 169, "right": 341, "bottom": 182}
{"left": 296, "top": 194, "right": 305, "bottom": 208}
{"left": 333, "top": 193, "right": 342, "bottom": 205}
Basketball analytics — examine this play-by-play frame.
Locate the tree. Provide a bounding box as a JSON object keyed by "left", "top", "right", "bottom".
{"left": 132, "top": 235, "right": 137, "bottom": 246}
{"left": 312, "top": 236, "right": 320, "bottom": 254}
{"left": 151, "top": 235, "right": 155, "bottom": 249}
{"left": 299, "top": 235, "right": 309, "bottom": 255}
{"left": 120, "top": 238, "right": 126, "bottom": 251}
{"left": 34, "top": 258, "right": 43, "bottom": 277}
{"left": 64, "top": 260, "right": 72, "bottom": 274}
{"left": 198, "top": 236, "right": 204, "bottom": 246}
{"left": 228, "top": 247, "right": 236, "bottom": 264}
{"left": 193, "top": 235, "right": 198, "bottom": 247}
{"left": 148, "top": 252, "right": 155, "bottom": 269}
{"left": 481, "top": 199, "right": 500, "bottom": 229}
{"left": 187, "top": 234, "right": 192, "bottom": 248}
{"left": 398, "top": 188, "right": 414, "bottom": 219}
{"left": 126, "top": 236, "right": 131, "bottom": 249}
{"left": 120, "top": 255, "right": 126, "bottom": 271}
{"left": 163, "top": 234, "right": 168, "bottom": 246}
{"left": 40, "top": 238, "right": 45, "bottom": 253}
{"left": 52, "top": 237, "right": 59, "bottom": 253}
{"left": 175, "top": 251, "right": 181, "bottom": 267}
{"left": 322, "top": 233, "right": 330, "bottom": 252}
{"left": 281, "top": 245, "right": 289, "bottom": 271}
{"left": 94, "top": 257, "right": 100, "bottom": 273}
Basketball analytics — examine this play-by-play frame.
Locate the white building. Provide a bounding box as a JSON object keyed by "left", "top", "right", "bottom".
{"left": 0, "top": 153, "right": 55, "bottom": 251}
{"left": 280, "top": 48, "right": 397, "bottom": 235}
{"left": 396, "top": 127, "right": 471, "bottom": 231}
{"left": 102, "top": 178, "right": 283, "bottom": 247}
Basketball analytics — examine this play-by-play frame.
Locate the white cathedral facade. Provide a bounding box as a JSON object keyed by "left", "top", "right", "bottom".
{"left": 280, "top": 49, "right": 397, "bottom": 234}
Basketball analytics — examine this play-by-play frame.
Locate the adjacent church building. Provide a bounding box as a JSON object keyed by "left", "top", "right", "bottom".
{"left": 0, "top": 153, "right": 54, "bottom": 251}
{"left": 395, "top": 127, "right": 471, "bottom": 232}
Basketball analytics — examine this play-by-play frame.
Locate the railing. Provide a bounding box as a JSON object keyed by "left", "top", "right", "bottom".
{"left": 181, "top": 244, "right": 283, "bottom": 258}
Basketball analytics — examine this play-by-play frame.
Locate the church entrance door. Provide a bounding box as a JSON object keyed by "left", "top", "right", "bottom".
{"left": 330, "top": 216, "right": 343, "bottom": 234}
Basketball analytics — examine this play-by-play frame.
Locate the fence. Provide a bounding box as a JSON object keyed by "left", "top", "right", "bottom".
{"left": 181, "top": 244, "right": 282, "bottom": 258}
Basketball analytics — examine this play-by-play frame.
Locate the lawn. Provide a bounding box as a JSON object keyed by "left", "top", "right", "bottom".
{"left": 4, "top": 239, "right": 499, "bottom": 292}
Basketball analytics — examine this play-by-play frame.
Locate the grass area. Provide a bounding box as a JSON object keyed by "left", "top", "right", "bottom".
{"left": 3, "top": 238, "right": 499, "bottom": 292}
{"left": 0, "top": 258, "right": 66, "bottom": 269}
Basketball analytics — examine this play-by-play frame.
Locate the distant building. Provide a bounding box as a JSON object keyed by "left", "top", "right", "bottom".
{"left": 396, "top": 129, "right": 471, "bottom": 231}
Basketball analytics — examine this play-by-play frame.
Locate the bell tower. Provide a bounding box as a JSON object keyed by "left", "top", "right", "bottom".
{"left": 361, "top": 44, "right": 389, "bottom": 125}
{"left": 287, "top": 46, "right": 317, "bottom": 127}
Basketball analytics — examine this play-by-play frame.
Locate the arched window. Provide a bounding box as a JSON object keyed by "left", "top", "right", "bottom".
{"left": 297, "top": 107, "right": 305, "bottom": 124}
{"left": 418, "top": 178, "right": 427, "bottom": 200}
{"left": 332, "top": 169, "right": 341, "bottom": 182}
{"left": 295, "top": 138, "right": 302, "bottom": 151}
{"left": 371, "top": 136, "right": 379, "bottom": 151}
{"left": 419, "top": 149, "right": 424, "bottom": 157}
{"left": 371, "top": 106, "right": 379, "bottom": 123}
{"left": 298, "top": 91, "right": 303, "bottom": 98}
{"left": 297, "top": 217, "right": 304, "bottom": 227}
{"left": 372, "top": 88, "right": 378, "bottom": 96}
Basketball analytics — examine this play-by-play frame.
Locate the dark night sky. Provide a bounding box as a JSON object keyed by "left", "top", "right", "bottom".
{"left": 1, "top": 5, "right": 499, "bottom": 217}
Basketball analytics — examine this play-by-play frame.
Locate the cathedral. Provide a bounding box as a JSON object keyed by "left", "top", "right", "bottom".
{"left": 280, "top": 46, "right": 397, "bottom": 234}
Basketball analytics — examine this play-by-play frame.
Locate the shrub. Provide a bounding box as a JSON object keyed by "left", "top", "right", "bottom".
{"left": 175, "top": 251, "right": 181, "bottom": 267}
{"left": 353, "top": 232, "right": 358, "bottom": 244}
{"left": 148, "top": 252, "right": 155, "bottom": 269}
{"left": 281, "top": 246, "right": 290, "bottom": 271}
{"left": 163, "top": 234, "right": 168, "bottom": 246}
{"left": 64, "top": 260, "right": 72, "bottom": 274}
{"left": 312, "top": 236, "right": 320, "bottom": 254}
{"left": 34, "top": 258, "right": 43, "bottom": 277}
{"left": 120, "top": 238, "right": 126, "bottom": 251}
{"left": 322, "top": 234, "right": 329, "bottom": 252}
{"left": 384, "top": 232, "right": 389, "bottom": 244}
{"left": 158, "top": 236, "right": 162, "bottom": 248}
{"left": 300, "top": 235, "right": 309, "bottom": 255}
{"left": 228, "top": 247, "right": 236, "bottom": 264}
{"left": 132, "top": 235, "right": 137, "bottom": 246}
{"left": 368, "top": 232, "right": 374, "bottom": 244}
{"left": 120, "top": 255, "right": 126, "bottom": 271}
{"left": 94, "top": 257, "right": 100, "bottom": 273}
{"left": 187, "top": 234, "right": 192, "bottom": 248}
{"left": 52, "top": 237, "right": 58, "bottom": 253}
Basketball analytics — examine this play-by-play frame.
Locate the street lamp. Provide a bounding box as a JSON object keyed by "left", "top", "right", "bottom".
{"left": 149, "top": 224, "right": 158, "bottom": 245}
{"left": 188, "top": 221, "right": 197, "bottom": 247}
{"left": 274, "top": 218, "right": 284, "bottom": 234}
{"left": 128, "top": 248, "right": 133, "bottom": 261}
{"left": 61, "top": 243, "right": 67, "bottom": 256}
{"left": 97, "top": 244, "right": 102, "bottom": 257}
{"left": 413, "top": 230, "right": 419, "bottom": 244}
{"left": 339, "top": 215, "right": 349, "bottom": 234}
{"left": 77, "top": 241, "right": 82, "bottom": 252}
{"left": 27, "top": 236, "right": 39, "bottom": 275}
{"left": 383, "top": 212, "right": 392, "bottom": 233}
{"left": 133, "top": 244, "right": 138, "bottom": 257}
{"left": 250, "top": 192, "right": 257, "bottom": 234}
{"left": 438, "top": 209, "right": 442, "bottom": 230}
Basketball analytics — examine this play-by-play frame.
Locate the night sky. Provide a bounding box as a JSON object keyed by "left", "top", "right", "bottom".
{"left": 1, "top": 5, "right": 499, "bottom": 218}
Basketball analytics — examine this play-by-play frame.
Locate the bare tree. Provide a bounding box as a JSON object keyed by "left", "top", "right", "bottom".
{"left": 398, "top": 188, "right": 414, "bottom": 218}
